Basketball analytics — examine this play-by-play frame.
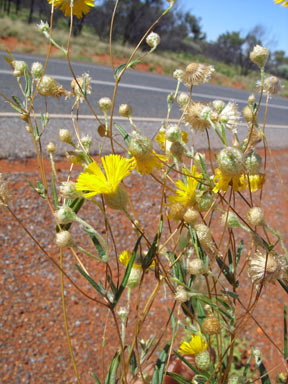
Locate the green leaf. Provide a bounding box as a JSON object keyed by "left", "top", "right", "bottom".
{"left": 129, "top": 349, "right": 137, "bottom": 376}
{"left": 27, "top": 180, "right": 46, "bottom": 199}
{"left": 278, "top": 279, "right": 288, "bottom": 295}
{"left": 114, "top": 123, "right": 131, "bottom": 145}
{"left": 57, "top": 198, "right": 85, "bottom": 232}
{"left": 142, "top": 232, "right": 159, "bottom": 270}
{"left": 216, "top": 256, "right": 238, "bottom": 287}
{"left": 51, "top": 176, "right": 59, "bottom": 209}
{"left": 173, "top": 350, "right": 202, "bottom": 375}
{"left": 221, "top": 290, "right": 239, "bottom": 299}
{"left": 75, "top": 264, "right": 106, "bottom": 297}
{"left": 196, "top": 300, "right": 206, "bottom": 326}
{"left": 151, "top": 341, "right": 171, "bottom": 384}
{"left": 112, "top": 236, "right": 142, "bottom": 309}
{"left": 258, "top": 362, "right": 271, "bottom": 384}
{"left": 24, "top": 68, "right": 31, "bottom": 98}
{"left": 227, "top": 249, "right": 234, "bottom": 274}
{"left": 236, "top": 240, "right": 244, "bottom": 266}
{"left": 12, "top": 95, "right": 25, "bottom": 109}
{"left": 33, "top": 123, "right": 40, "bottom": 141}
{"left": 114, "top": 60, "right": 141, "bottom": 80}
{"left": 91, "top": 372, "right": 101, "bottom": 384}
{"left": 169, "top": 252, "right": 185, "bottom": 282}
{"left": 284, "top": 304, "right": 287, "bottom": 359}
{"left": 188, "top": 226, "right": 205, "bottom": 260}
{"left": 104, "top": 352, "right": 120, "bottom": 384}
{"left": 89, "top": 232, "right": 106, "bottom": 260}
{"left": 166, "top": 372, "right": 191, "bottom": 384}
{"left": 40, "top": 112, "right": 49, "bottom": 129}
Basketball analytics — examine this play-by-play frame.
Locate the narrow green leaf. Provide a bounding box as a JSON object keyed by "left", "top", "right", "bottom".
{"left": 227, "top": 249, "right": 234, "bottom": 274}
{"left": 278, "top": 279, "right": 288, "bottom": 295}
{"left": 129, "top": 349, "right": 137, "bottom": 376}
{"left": 142, "top": 231, "right": 159, "bottom": 270}
{"left": 89, "top": 233, "right": 106, "bottom": 260}
{"left": 104, "top": 352, "right": 120, "bottom": 384}
{"left": 114, "top": 60, "right": 141, "bottom": 80}
{"left": 112, "top": 236, "right": 142, "bottom": 308}
{"left": 114, "top": 123, "right": 131, "bottom": 145}
{"left": 198, "top": 154, "right": 210, "bottom": 184}
{"left": 12, "top": 95, "right": 25, "bottom": 109}
{"left": 166, "top": 372, "right": 191, "bottom": 384}
{"left": 196, "top": 300, "right": 206, "bottom": 326}
{"left": 91, "top": 372, "right": 101, "bottom": 384}
{"left": 51, "top": 176, "right": 59, "bottom": 209}
{"left": 27, "top": 180, "right": 46, "bottom": 199}
{"left": 236, "top": 240, "right": 244, "bottom": 266}
{"left": 75, "top": 264, "right": 106, "bottom": 297}
{"left": 173, "top": 350, "right": 202, "bottom": 376}
{"left": 10, "top": 102, "right": 25, "bottom": 114}
{"left": 243, "top": 350, "right": 254, "bottom": 378}
{"left": 216, "top": 256, "right": 238, "bottom": 287}
{"left": 33, "top": 123, "right": 40, "bottom": 141}
{"left": 24, "top": 68, "right": 31, "bottom": 98}
{"left": 151, "top": 341, "right": 172, "bottom": 384}
{"left": 284, "top": 304, "right": 287, "bottom": 359}
{"left": 188, "top": 226, "right": 205, "bottom": 260}
{"left": 221, "top": 290, "right": 239, "bottom": 299}
{"left": 258, "top": 362, "right": 271, "bottom": 384}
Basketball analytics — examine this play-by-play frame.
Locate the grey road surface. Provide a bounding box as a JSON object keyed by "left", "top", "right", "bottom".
{"left": 0, "top": 52, "right": 288, "bottom": 159}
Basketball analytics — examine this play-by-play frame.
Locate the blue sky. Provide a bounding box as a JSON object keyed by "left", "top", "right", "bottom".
{"left": 179, "top": 0, "right": 288, "bottom": 54}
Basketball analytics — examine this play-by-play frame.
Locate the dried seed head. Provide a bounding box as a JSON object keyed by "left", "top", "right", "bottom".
{"left": 221, "top": 211, "right": 241, "bottom": 228}
{"left": 245, "top": 151, "right": 262, "bottom": 174}
{"left": 46, "top": 142, "right": 56, "bottom": 154}
{"left": 169, "top": 202, "right": 186, "bottom": 221}
{"left": 60, "top": 181, "right": 83, "bottom": 200}
{"left": 31, "top": 62, "right": 43, "bottom": 78}
{"left": 37, "top": 75, "right": 68, "bottom": 98}
{"left": 166, "top": 124, "right": 182, "bottom": 143}
{"left": 183, "top": 208, "right": 200, "bottom": 226}
{"left": 219, "top": 102, "right": 240, "bottom": 132}
{"left": 104, "top": 184, "right": 128, "bottom": 210}
{"left": 128, "top": 133, "right": 153, "bottom": 159}
{"left": 169, "top": 141, "right": 185, "bottom": 162}
{"left": 217, "top": 147, "right": 244, "bottom": 177}
{"left": 173, "top": 69, "right": 184, "bottom": 81}
{"left": 195, "top": 350, "right": 210, "bottom": 371}
{"left": 202, "top": 314, "right": 221, "bottom": 335}
{"left": 247, "top": 207, "right": 265, "bottom": 226}
{"left": 98, "top": 124, "right": 106, "bottom": 137}
{"left": 263, "top": 76, "right": 282, "bottom": 95}
{"left": 12, "top": 60, "right": 28, "bottom": 77}
{"left": 187, "top": 259, "right": 208, "bottom": 275}
{"left": 59, "top": 129, "right": 73, "bottom": 144}
{"left": 146, "top": 32, "right": 160, "bottom": 48}
{"left": 98, "top": 97, "right": 112, "bottom": 112}
{"left": 127, "top": 268, "right": 142, "bottom": 289}
{"left": 184, "top": 102, "right": 211, "bottom": 133}
{"left": 250, "top": 45, "right": 269, "bottom": 68}
{"left": 248, "top": 250, "right": 281, "bottom": 286}
{"left": 182, "top": 63, "right": 214, "bottom": 87}
{"left": 71, "top": 73, "right": 92, "bottom": 103}
{"left": 119, "top": 104, "right": 132, "bottom": 118}
{"left": 175, "top": 285, "right": 191, "bottom": 303}
{"left": 54, "top": 206, "right": 76, "bottom": 225}
{"left": 177, "top": 92, "right": 189, "bottom": 107}
{"left": 56, "top": 231, "right": 74, "bottom": 248}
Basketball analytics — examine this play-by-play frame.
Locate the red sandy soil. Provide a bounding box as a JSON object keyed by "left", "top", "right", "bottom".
{"left": 0, "top": 151, "right": 288, "bottom": 383}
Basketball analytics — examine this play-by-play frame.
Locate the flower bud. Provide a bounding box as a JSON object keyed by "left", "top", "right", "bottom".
{"left": 173, "top": 69, "right": 184, "bottom": 81}
{"left": 221, "top": 211, "right": 240, "bottom": 228}
{"left": 263, "top": 76, "right": 282, "bottom": 95}
{"left": 80, "top": 135, "right": 92, "bottom": 151}
{"left": 183, "top": 208, "right": 200, "bottom": 226}
{"left": 98, "top": 97, "right": 112, "bottom": 112}
{"left": 12, "top": 60, "right": 28, "bottom": 77}
{"left": 169, "top": 202, "right": 186, "bottom": 221}
{"left": 250, "top": 45, "right": 269, "bottom": 68}
{"left": 212, "top": 100, "right": 225, "bottom": 113}
{"left": 56, "top": 231, "right": 74, "bottom": 248}
{"left": 247, "top": 207, "right": 265, "bottom": 226}
{"left": 71, "top": 73, "right": 92, "bottom": 102}
{"left": 117, "top": 306, "right": 129, "bottom": 322}
{"left": 60, "top": 181, "right": 83, "bottom": 200}
{"left": 242, "top": 106, "right": 255, "bottom": 123}
{"left": 59, "top": 129, "right": 72, "bottom": 144}
{"left": 217, "top": 147, "right": 244, "bottom": 177}
{"left": 104, "top": 184, "right": 128, "bottom": 210}
{"left": 175, "top": 285, "right": 191, "bottom": 303}
{"left": 54, "top": 206, "right": 76, "bottom": 225}
{"left": 119, "top": 104, "right": 132, "bottom": 118}
{"left": 128, "top": 133, "right": 153, "bottom": 159}
{"left": 37, "top": 75, "right": 67, "bottom": 98}
{"left": 177, "top": 92, "right": 189, "bottom": 107}
{"left": 26, "top": 125, "right": 33, "bottom": 134}
{"left": 195, "top": 191, "right": 215, "bottom": 212}
{"left": 202, "top": 314, "right": 221, "bottom": 335}
{"left": 31, "top": 62, "right": 43, "bottom": 78}
{"left": 187, "top": 259, "right": 208, "bottom": 275}
{"left": 127, "top": 268, "right": 142, "bottom": 289}
{"left": 146, "top": 32, "right": 160, "bottom": 48}
{"left": 248, "top": 94, "right": 256, "bottom": 105}
{"left": 166, "top": 124, "right": 181, "bottom": 143}
{"left": 244, "top": 151, "right": 262, "bottom": 174}
{"left": 46, "top": 142, "right": 56, "bottom": 154}
{"left": 195, "top": 350, "right": 210, "bottom": 371}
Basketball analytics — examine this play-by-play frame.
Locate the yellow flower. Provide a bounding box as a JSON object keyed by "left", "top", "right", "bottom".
{"left": 48, "top": 0, "right": 94, "bottom": 18}
{"left": 76, "top": 154, "right": 134, "bottom": 198}
{"left": 168, "top": 166, "right": 202, "bottom": 207}
{"left": 275, "top": 0, "right": 288, "bottom": 7}
{"left": 213, "top": 169, "right": 265, "bottom": 194}
{"left": 178, "top": 334, "right": 207, "bottom": 355}
{"left": 155, "top": 131, "right": 188, "bottom": 151}
{"left": 132, "top": 152, "right": 167, "bottom": 175}
{"left": 119, "top": 250, "right": 142, "bottom": 269}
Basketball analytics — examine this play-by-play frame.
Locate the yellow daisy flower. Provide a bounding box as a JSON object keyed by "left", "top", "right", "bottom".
{"left": 178, "top": 334, "right": 207, "bottom": 355}
{"left": 248, "top": 174, "right": 265, "bottom": 192}
{"left": 275, "top": 0, "right": 288, "bottom": 7}
{"left": 132, "top": 152, "right": 167, "bottom": 175}
{"left": 155, "top": 131, "right": 188, "bottom": 151}
{"left": 48, "top": 0, "right": 94, "bottom": 18}
{"left": 76, "top": 154, "right": 134, "bottom": 198}
{"left": 119, "top": 250, "right": 142, "bottom": 269}
{"left": 168, "top": 166, "right": 202, "bottom": 207}
{"left": 213, "top": 168, "right": 247, "bottom": 193}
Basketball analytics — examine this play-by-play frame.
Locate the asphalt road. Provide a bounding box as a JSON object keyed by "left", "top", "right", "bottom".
{"left": 0, "top": 51, "right": 288, "bottom": 159}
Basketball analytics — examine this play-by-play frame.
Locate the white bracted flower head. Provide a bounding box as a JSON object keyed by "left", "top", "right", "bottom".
{"left": 263, "top": 76, "right": 282, "bottom": 96}
{"left": 71, "top": 73, "right": 92, "bottom": 103}
{"left": 219, "top": 102, "right": 240, "bottom": 133}
{"left": 250, "top": 45, "right": 269, "bottom": 68}
{"left": 146, "top": 32, "right": 160, "bottom": 48}
{"left": 248, "top": 250, "right": 282, "bottom": 287}
{"left": 182, "top": 63, "right": 214, "bottom": 87}
{"left": 173, "top": 69, "right": 184, "bottom": 81}
{"left": 175, "top": 285, "right": 191, "bottom": 303}
{"left": 177, "top": 92, "right": 189, "bottom": 107}
{"left": 31, "top": 62, "right": 43, "bottom": 79}
{"left": 184, "top": 102, "right": 211, "bottom": 133}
